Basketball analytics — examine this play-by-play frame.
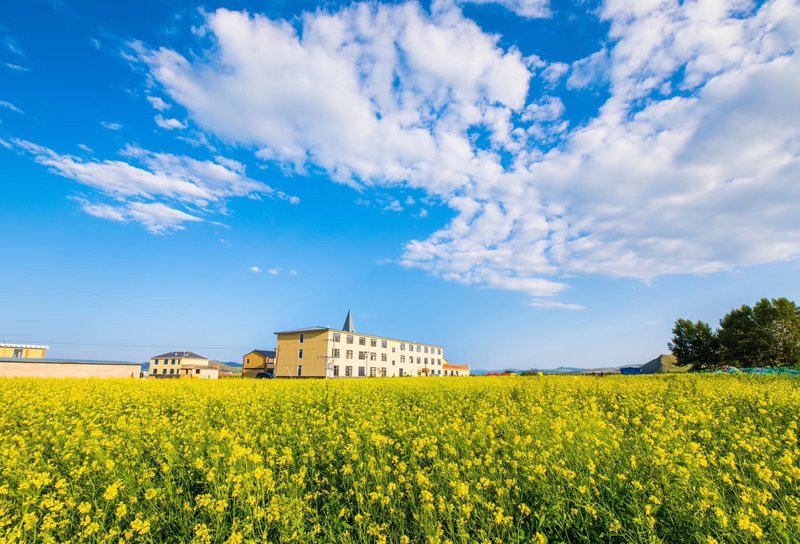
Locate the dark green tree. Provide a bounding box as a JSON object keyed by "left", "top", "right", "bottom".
{"left": 717, "top": 298, "right": 800, "bottom": 368}
{"left": 669, "top": 319, "right": 720, "bottom": 369}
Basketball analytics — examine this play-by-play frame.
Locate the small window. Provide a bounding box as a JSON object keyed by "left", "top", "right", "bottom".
{"left": 347, "top": 335, "right": 354, "bottom": 344}
{"left": 370, "top": 367, "right": 376, "bottom": 377}
{"left": 333, "top": 365, "right": 340, "bottom": 377}
{"left": 346, "top": 350, "right": 353, "bottom": 359}
{"left": 162, "top": 368, "right": 168, "bottom": 375}
{"left": 332, "top": 348, "right": 341, "bottom": 358}
{"left": 298, "top": 365, "right": 302, "bottom": 377}
{"left": 299, "top": 333, "right": 305, "bottom": 343}
{"left": 298, "top": 349, "right": 304, "bottom": 359}
{"left": 345, "top": 365, "right": 353, "bottom": 377}
{"left": 381, "top": 353, "right": 387, "bottom": 362}
{"left": 370, "top": 338, "right": 377, "bottom": 347}
{"left": 359, "top": 351, "right": 367, "bottom": 360}
{"left": 169, "top": 368, "right": 174, "bottom": 374}
{"left": 417, "top": 345, "right": 421, "bottom": 352}
{"left": 424, "top": 346, "right": 429, "bottom": 354}
{"left": 381, "top": 368, "right": 387, "bottom": 377}
{"left": 392, "top": 347, "right": 396, "bottom": 353}
{"left": 438, "top": 348, "right": 442, "bottom": 355}
{"left": 370, "top": 352, "right": 376, "bottom": 361}
{"left": 195, "top": 369, "right": 200, "bottom": 374}
{"left": 332, "top": 333, "right": 341, "bottom": 342}
{"left": 359, "top": 337, "right": 366, "bottom": 345}
{"left": 417, "top": 357, "right": 421, "bottom": 364}
{"left": 399, "top": 368, "right": 404, "bottom": 377}
{"left": 381, "top": 340, "right": 387, "bottom": 348}
{"left": 358, "top": 366, "right": 366, "bottom": 377}
{"left": 425, "top": 357, "right": 428, "bottom": 365}
{"left": 400, "top": 355, "right": 405, "bottom": 363}
{"left": 246, "top": 358, "right": 250, "bottom": 365}
{"left": 400, "top": 343, "right": 406, "bottom": 351}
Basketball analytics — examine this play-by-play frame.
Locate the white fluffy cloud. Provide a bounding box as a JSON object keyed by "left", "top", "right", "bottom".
{"left": 8, "top": 139, "right": 296, "bottom": 233}
{"left": 133, "top": 0, "right": 800, "bottom": 303}
{"left": 455, "top": 0, "right": 550, "bottom": 19}
{"left": 154, "top": 115, "right": 187, "bottom": 130}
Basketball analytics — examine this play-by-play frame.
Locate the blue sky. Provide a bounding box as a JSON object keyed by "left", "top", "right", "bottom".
{"left": 2, "top": 0, "right": 799, "bottom": 368}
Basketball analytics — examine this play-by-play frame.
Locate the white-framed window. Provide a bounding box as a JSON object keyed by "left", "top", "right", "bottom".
{"left": 332, "top": 348, "right": 341, "bottom": 358}
{"left": 346, "top": 350, "right": 353, "bottom": 359}
{"left": 400, "top": 343, "right": 406, "bottom": 351}
{"left": 298, "top": 365, "right": 302, "bottom": 377}
{"left": 332, "top": 333, "right": 341, "bottom": 342}
{"left": 345, "top": 365, "right": 353, "bottom": 377}
{"left": 381, "top": 353, "right": 387, "bottom": 362}
{"left": 298, "top": 349, "right": 304, "bottom": 359}
{"left": 359, "top": 337, "right": 366, "bottom": 345}
{"left": 381, "top": 340, "right": 387, "bottom": 348}
{"left": 400, "top": 355, "right": 405, "bottom": 363}
{"left": 370, "top": 352, "right": 376, "bottom": 361}
{"left": 370, "top": 338, "right": 377, "bottom": 347}
{"left": 370, "top": 367, "right": 376, "bottom": 377}
{"left": 347, "top": 335, "right": 354, "bottom": 344}
{"left": 333, "top": 365, "right": 339, "bottom": 377}
{"left": 299, "top": 333, "right": 305, "bottom": 343}
{"left": 358, "top": 366, "right": 366, "bottom": 377}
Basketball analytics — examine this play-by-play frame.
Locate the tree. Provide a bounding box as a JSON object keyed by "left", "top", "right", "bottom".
{"left": 717, "top": 298, "right": 800, "bottom": 368}
{"left": 669, "top": 319, "right": 720, "bottom": 370}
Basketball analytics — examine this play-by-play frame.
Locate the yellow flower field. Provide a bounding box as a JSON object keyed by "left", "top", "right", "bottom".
{"left": 0, "top": 375, "right": 798, "bottom": 543}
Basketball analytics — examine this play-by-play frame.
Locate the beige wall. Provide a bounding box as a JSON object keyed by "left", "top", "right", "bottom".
{"left": 275, "top": 329, "right": 449, "bottom": 379}
{"left": 0, "top": 362, "right": 140, "bottom": 378}
{"left": 0, "top": 346, "right": 47, "bottom": 359}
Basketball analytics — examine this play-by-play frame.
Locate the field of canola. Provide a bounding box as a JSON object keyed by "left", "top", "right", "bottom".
{"left": 0, "top": 375, "right": 799, "bottom": 543}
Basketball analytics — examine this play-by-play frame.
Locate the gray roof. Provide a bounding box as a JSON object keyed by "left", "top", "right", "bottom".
{"left": 273, "top": 326, "right": 330, "bottom": 334}
{"left": 0, "top": 357, "right": 140, "bottom": 366}
{"left": 342, "top": 310, "right": 355, "bottom": 333}
{"left": 251, "top": 349, "right": 276, "bottom": 358}
{"left": 152, "top": 351, "right": 207, "bottom": 359}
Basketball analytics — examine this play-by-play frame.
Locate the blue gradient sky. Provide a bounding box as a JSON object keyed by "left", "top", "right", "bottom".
{"left": 2, "top": 0, "right": 798, "bottom": 368}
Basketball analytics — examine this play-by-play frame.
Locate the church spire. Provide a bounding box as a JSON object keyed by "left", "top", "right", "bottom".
{"left": 342, "top": 310, "right": 355, "bottom": 333}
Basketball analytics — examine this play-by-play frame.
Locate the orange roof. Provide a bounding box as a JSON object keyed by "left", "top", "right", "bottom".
{"left": 443, "top": 363, "right": 469, "bottom": 370}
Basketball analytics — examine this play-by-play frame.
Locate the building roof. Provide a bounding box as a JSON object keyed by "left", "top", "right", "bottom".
{"left": 1, "top": 342, "right": 49, "bottom": 350}
{"left": 152, "top": 351, "right": 208, "bottom": 360}
{"left": 274, "top": 324, "right": 444, "bottom": 349}
{"left": 0, "top": 357, "right": 139, "bottom": 366}
{"left": 342, "top": 310, "right": 355, "bottom": 333}
{"left": 443, "top": 363, "right": 470, "bottom": 370}
{"left": 250, "top": 349, "right": 276, "bottom": 358}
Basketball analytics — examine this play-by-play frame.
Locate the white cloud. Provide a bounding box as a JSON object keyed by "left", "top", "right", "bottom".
{"left": 0, "top": 100, "right": 22, "bottom": 114}
{"left": 384, "top": 199, "right": 404, "bottom": 212}
{"left": 100, "top": 121, "right": 123, "bottom": 130}
{"left": 133, "top": 0, "right": 800, "bottom": 305}
{"left": 7, "top": 139, "right": 296, "bottom": 233}
{"left": 4, "top": 63, "right": 28, "bottom": 72}
{"left": 146, "top": 95, "right": 171, "bottom": 111}
{"left": 267, "top": 268, "right": 280, "bottom": 275}
{"left": 154, "top": 115, "right": 187, "bottom": 130}
{"left": 455, "top": 0, "right": 550, "bottom": 19}
{"left": 249, "top": 266, "right": 261, "bottom": 273}
{"left": 289, "top": 269, "right": 299, "bottom": 276}
{"left": 527, "top": 300, "right": 586, "bottom": 311}
{"left": 4, "top": 37, "right": 25, "bottom": 58}
{"left": 77, "top": 144, "right": 93, "bottom": 153}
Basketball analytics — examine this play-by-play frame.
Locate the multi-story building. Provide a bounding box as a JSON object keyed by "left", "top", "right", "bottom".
{"left": 149, "top": 351, "right": 219, "bottom": 379}
{"left": 242, "top": 349, "right": 276, "bottom": 378}
{"left": 273, "top": 311, "right": 468, "bottom": 378}
{"left": 0, "top": 343, "right": 48, "bottom": 359}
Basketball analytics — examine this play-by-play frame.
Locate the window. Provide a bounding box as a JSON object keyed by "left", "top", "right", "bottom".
{"left": 424, "top": 346, "right": 429, "bottom": 354}
{"left": 381, "top": 340, "right": 387, "bottom": 348}
{"left": 169, "top": 368, "right": 174, "bottom": 374}
{"left": 195, "top": 369, "right": 201, "bottom": 374}
{"left": 400, "top": 355, "right": 405, "bottom": 363}
{"left": 392, "top": 360, "right": 396, "bottom": 366}
{"left": 298, "top": 349, "right": 304, "bottom": 359}
{"left": 438, "top": 359, "right": 441, "bottom": 365}
{"left": 400, "top": 343, "right": 406, "bottom": 351}
{"left": 424, "top": 357, "right": 428, "bottom": 365}
{"left": 399, "top": 368, "right": 404, "bottom": 377}
{"left": 392, "top": 347, "right": 396, "bottom": 353}
{"left": 298, "top": 365, "right": 302, "bottom": 377}
{"left": 381, "top": 368, "right": 387, "bottom": 377}
{"left": 370, "top": 352, "right": 376, "bottom": 361}
{"left": 347, "top": 335, "right": 354, "bottom": 344}
{"left": 299, "top": 333, "right": 305, "bottom": 343}
{"left": 332, "top": 333, "right": 341, "bottom": 342}
{"left": 162, "top": 368, "right": 167, "bottom": 375}
{"left": 408, "top": 344, "right": 413, "bottom": 351}
{"left": 172, "top": 359, "right": 177, "bottom": 364}
{"left": 332, "top": 348, "right": 341, "bottom": 358}
{"left": 370, "top": 338, "right": 377, "bottom": 347}
{"left": 417, "top": 357, "right": 421, "bottom": 364}
{"left": 246, "top": 358, "right": 250, "bottom": 365}
{"left": 333, "top": 365, "right": 340, "bottom": 377}
{"left": 417, "top": 345, "right": 421, "bottom": 352}
{"left": 359, "top": 337, "right": 366, "bottom": 345}
{"left": 358, "top": 366, "right": 366, "bottom": 377}
{"left": 438, "top": 348, "right": 442, "bottom": 355}
{"left": 359, "top": 351, "right": 367, "bottom": 360}
{"left": 152, "top": 360, "right": 158, "bottom": 367}
{"left": 381, "top": 353, "right": 387, "bottom": 362}
{"left": 346, "top": 350, "right": 353, "bottom": 359}
{"left": 370, "top": 367, "right": 376, "bottom": 377}
{"left": 345, "top": 365, "right": 353, "bottom": 377}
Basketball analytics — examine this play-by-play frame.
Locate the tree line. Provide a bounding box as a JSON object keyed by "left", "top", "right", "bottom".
{"left": 669, "top": 297, "right": 800, "bottom": 370}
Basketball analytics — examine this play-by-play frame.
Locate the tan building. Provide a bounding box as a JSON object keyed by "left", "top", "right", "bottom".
{"left": 443, "top": 363, "right": 469, "bottom": 376}
{"left": 150, "top": 351, "right": 218, "bottom": 379}
{"left": 274, "top": 311, "right": 469, "bottom": 378}
{"left": 242, "top": 350, "right": 276, "bottom": 378}
{"left": 0, "top": 343, "right": 48, "bottom": 359}
{"left": 0, "top": 357, "right": 140, "bottom": 378}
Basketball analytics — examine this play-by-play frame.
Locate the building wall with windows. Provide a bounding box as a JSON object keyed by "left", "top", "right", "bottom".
{"left": 149, "top": 351, "right": 213, "bottom": 378}
{"left": 242, "top": 350, "right": 276, "bottom": 378}
{"left": 274, "top": 327, "right": 463, "bottom": 378}
{"left": 0, "top": 343, "right": 48, "bottom": 359}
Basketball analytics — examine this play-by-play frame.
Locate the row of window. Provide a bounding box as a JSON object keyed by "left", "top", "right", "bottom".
{"left": 154, "top": 368, "right": 202, "bottom": 375}
{"left": 152, "top": 358, "right": 178, "bottom": 366}
{"left": 328, "top": 366, "right": 452, "bottom": 377}
{"left": 329, "top": 333, "right": 441, "bottom": 355}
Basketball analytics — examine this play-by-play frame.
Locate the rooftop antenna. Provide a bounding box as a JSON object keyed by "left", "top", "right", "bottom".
{"left": 342, "top": 310, "right": 355, "bottom": 333}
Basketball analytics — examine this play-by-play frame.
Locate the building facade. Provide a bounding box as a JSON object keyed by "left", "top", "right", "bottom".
{"left": 150, "top": 351, "right": 217, "bottom": 379}
{"left": 273, "top": 311, "right": 469, "bottom": 378}
{"left": 0, "top": 357, "right": 140, "bottom": 378}
{"left": 0, "top": 343, "right": 48, "bottom": 359}
{"left": 242, "top": 350, "right": 276, "bottom": 378}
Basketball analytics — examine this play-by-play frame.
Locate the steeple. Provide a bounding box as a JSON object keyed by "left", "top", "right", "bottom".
{"left": 342, "top": 310, "right": 355, "bottom": 333}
